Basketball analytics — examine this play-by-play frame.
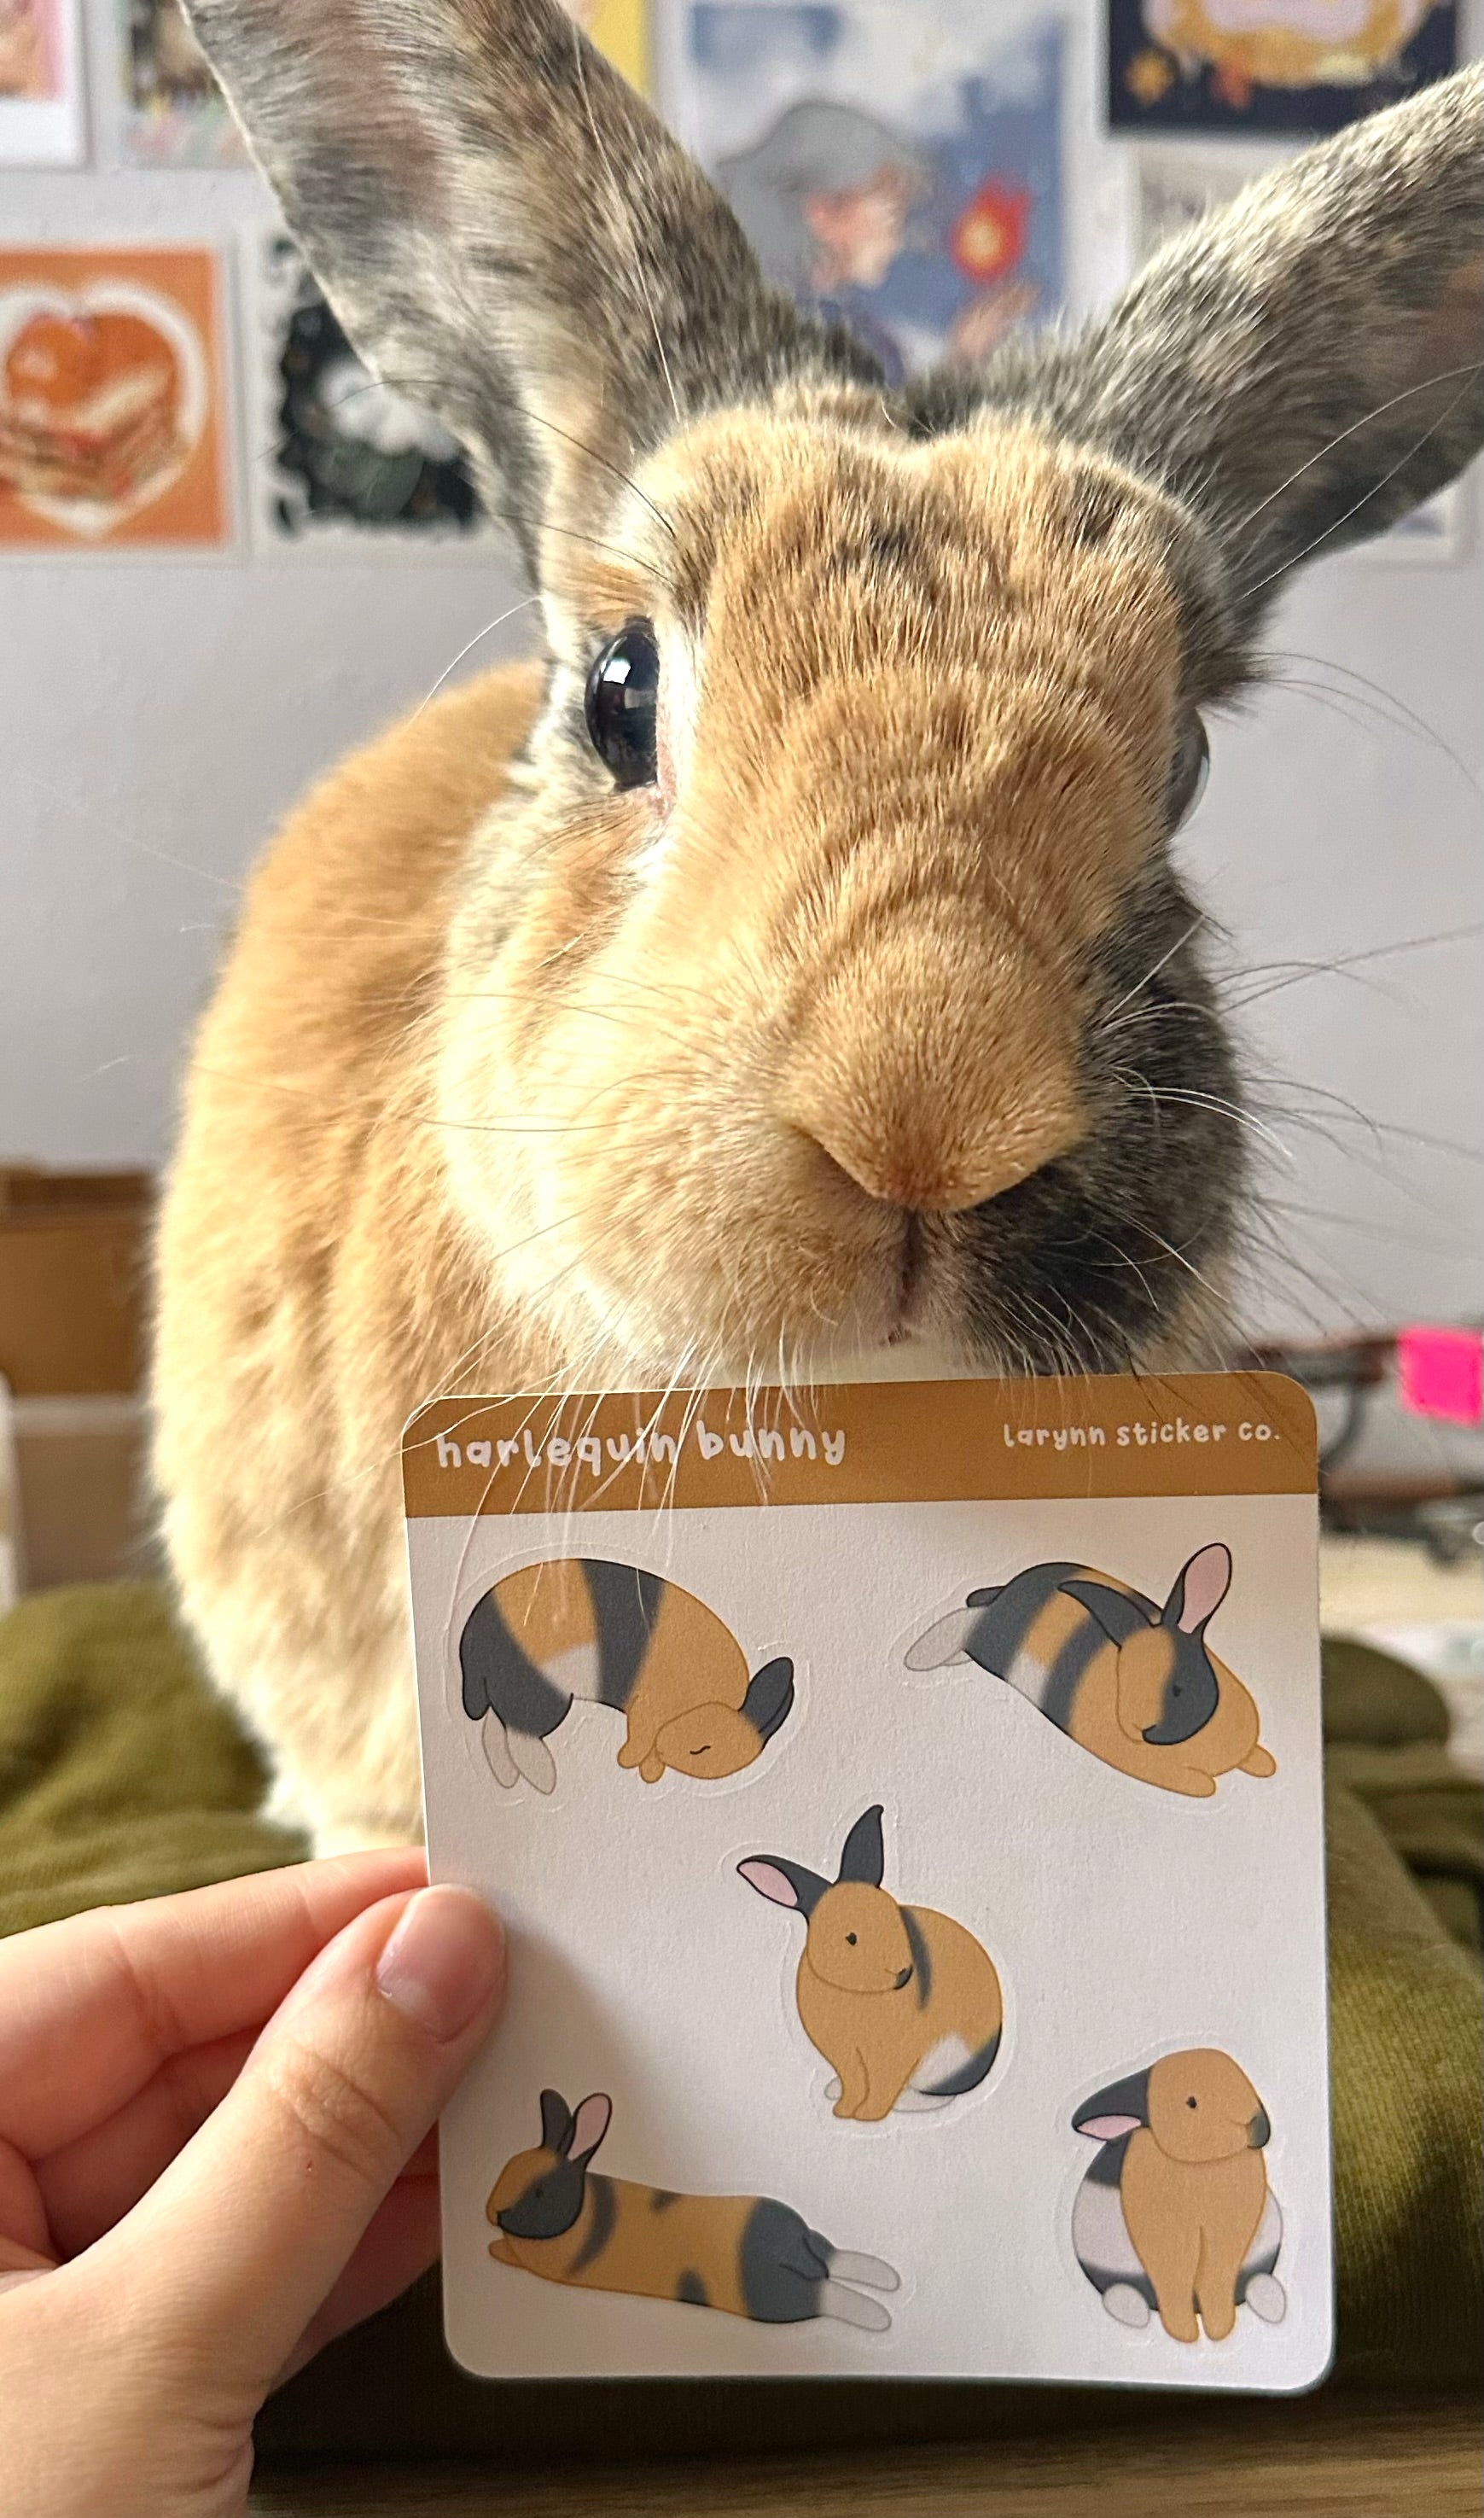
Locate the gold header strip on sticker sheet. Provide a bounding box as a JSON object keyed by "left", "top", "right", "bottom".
{"left": 403, "top": 1375, "right": 1318, "bottom": 1517}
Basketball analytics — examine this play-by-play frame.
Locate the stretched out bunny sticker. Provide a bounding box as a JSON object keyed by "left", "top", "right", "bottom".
{"left": 486, "top": 2089, "right": 900, "bottom": 2332}
{"left": 905, "top": 1543, "right": 1273, "bottom": 1798}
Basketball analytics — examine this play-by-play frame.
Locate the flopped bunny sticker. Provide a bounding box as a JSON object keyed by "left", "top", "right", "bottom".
{"left": 458, "top": 1558, "right": 794, "bottom": 1794}
{"left": 1072, "top": 2050, "right": 1286, "bottom": 2342}
{"left": 739, "top": 1805, "right": 1004, "bottom": 2120}
{"left": 486, "top": 2090, "right": 900, "bottom": 2331}
{"left": 905, "top": 1544, "right": 1273, "bottom": 1798}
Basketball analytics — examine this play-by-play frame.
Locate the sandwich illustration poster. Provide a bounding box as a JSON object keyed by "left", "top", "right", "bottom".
{"left": 407, "top": 1373, "right": 1334, "bottom": 2387}
{"left": 0, "top": 247, "right": 231, "bottom": 550}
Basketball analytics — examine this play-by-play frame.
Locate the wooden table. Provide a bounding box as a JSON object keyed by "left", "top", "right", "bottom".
{"left": 253, "top": 2388, "right": 1477, "bottom": 2516}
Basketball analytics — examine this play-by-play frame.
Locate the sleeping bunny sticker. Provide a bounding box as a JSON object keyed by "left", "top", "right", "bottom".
{"left": 457, "top": 1557, "right": 794, "bottom": 1795}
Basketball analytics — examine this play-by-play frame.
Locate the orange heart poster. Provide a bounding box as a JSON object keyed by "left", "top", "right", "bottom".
{"left": 0, "top": 244, "right": 230, "bottom": 550}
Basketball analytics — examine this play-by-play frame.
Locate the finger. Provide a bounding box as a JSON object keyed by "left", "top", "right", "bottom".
{"left": 38, "top": 2028, "right": 256, "bottom": 2259}
{"left": 0, "top": 1851, "right": 426, "bottom": 2157}
{"left": 276, "top": 2170, "right": 442, "bottom": 2381}
{"left": 89, "top": 1886, "right": 503, "bottom": 2404}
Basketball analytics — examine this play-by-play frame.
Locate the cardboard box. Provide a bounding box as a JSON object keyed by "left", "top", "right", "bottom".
{"left": 0, "top": 1165, "right": 153, "bottom": 1398}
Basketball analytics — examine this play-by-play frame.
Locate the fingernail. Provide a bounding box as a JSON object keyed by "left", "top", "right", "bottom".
{"left": 375, "top": 1886, "right": 505, "bottom": 2043}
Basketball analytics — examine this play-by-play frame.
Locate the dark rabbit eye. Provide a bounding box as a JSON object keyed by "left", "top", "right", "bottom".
{"left": 846, "top": 1932, "right": 858, "bottom": 1945}
{"left": 1186, "top": 2097, "right": 1198, "bottom": 2110}
{"left": 585, "top": 620, "right": 660, "bottom": 788}
{"left": 1168, "top": 713, "right": 1209, "bottom": 830}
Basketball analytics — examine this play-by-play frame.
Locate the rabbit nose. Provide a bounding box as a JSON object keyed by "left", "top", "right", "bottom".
{"left": 894, "top": 1965, "right": 913, "bottom": 1989}
{"left": 1248, "top": 2107, "right": 1272, "bottom": 2149}
{"left": 782, "top": 929, "right": 1083, "bottom": 1215}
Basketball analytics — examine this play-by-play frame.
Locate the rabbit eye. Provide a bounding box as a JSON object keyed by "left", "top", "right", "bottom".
{"left": 845, "top": 1932, "right": 858, "bottom": 1945}
{"left": 1186, "top": 2097, "right": 1198, "bottom": 2110}
{"left": 585, "top": 621, "right": 660, "bottom": 789}
{"left": 1168, "top": 713, "right": 1209, "bottom": 830}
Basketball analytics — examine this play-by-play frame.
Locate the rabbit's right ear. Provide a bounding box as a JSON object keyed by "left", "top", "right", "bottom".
{"left": 569, "top": 2092, "right": 613, "bottom": 2163}
{"left": 186, "top": 0, "right": 870, "bottom": 575}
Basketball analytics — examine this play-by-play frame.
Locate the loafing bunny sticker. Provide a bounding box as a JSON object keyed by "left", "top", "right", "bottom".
{"left": 739, "top": 1805, "right": 1004, "bottom": 2120}
{"left": 486, "top": 2090, "right": 900, "bottom": 2332}
{"left": 905, "top": 1544, "right": 1274, "bottom": 1798}
{"left": 458, "top": 1557, "right": 794, "bottom": 1794}
{"left": 1072, "top": 2050, "right": 1286, "bottom": 2342}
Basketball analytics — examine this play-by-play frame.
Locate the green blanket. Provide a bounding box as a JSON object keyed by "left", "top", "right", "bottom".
{"left": 1, "top": 1582, "right": 1479, "bottom": 2454}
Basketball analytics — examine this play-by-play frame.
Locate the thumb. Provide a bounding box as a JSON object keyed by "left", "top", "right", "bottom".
{"left": 90, "top": 1884, "right": 505, "bottom": 2405}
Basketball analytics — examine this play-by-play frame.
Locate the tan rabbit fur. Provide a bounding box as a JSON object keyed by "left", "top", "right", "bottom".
{"left": 157, "top": 3, "right": 1482, "bottom": 1848}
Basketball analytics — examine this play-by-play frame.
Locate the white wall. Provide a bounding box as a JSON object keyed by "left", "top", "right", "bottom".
{"left": 2, "top": 0, "right": 1479, "bottom": 1361}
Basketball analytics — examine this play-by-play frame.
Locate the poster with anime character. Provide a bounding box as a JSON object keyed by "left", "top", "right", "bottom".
{"left": 1108, "top": 0, "right": 1458, "bottom": 137}
{"left": 667, "top": 4, "right": 1064, "bottom": 385}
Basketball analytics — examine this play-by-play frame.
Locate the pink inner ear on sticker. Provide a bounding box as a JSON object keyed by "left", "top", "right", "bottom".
{"left": 1178, "top": 1543, "right": 1231, "bottom": 1631}
{"left": 1078, "top": 2115, "right": 1142, "bottom": 2140}
{"left": 738, "top": 1861, "right": 800, "bottom": 1909}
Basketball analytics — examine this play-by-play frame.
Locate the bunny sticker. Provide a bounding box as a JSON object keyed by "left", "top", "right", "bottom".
{"left": 458, "top": 1557, "right": 794, "bottom": 1795}
{"left": 486, "top": 2089, "right": 900, "bottom": 2332}
{"left": 905, "top": 1545, "right": 1273, "bottom": 1798}
{"left": 739, "top": 1806, "right": 1004, "bottom": 2120}
{"left": 1072, "top": 2050, "right": 1287, "bottom": 2342}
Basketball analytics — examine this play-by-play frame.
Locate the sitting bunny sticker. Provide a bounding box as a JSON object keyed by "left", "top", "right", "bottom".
{"left": 905, "top": 1543, "right": 1273, "bottom": 1798}
{"left": 486, "top": 2089, "right": 900, "bottom": 2330}
{"left": 458, "top": 1558, "right": 794, "bottom": 1794}
{"left": 738, "top": 1805, "right": 1004, "bottom": 2120}
{"left": 1072, "top": 2050, "right": 1286, "bottom": 2342}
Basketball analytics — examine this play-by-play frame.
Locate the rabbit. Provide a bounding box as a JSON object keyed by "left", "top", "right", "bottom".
{"left": 904, "top": 1542, "right": 1273, "bottom": 1798}
{"left": 739, "top": 1804, "right": 1004, "bottom": 2121}
{"left": 458, "top": 1554, "right": 793, "bottom": 1792}
{"left": 151, "top": 0, "right": 1483, "bottom": 1851}
{"left": 486, "top": 2088, "right": 900, "bottom": 2331}
{"left": 1072, "top": 2050, "right": 1285, "bottom": 2342}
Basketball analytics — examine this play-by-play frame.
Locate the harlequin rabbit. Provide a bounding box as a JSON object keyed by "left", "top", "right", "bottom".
{"left": 458, "top": 1555, "right": 793, "bottom": 1792}
{"left": 1072, "top": 2050, "right": 1285, "bottom": 2343}
{"left": 905, "top": 1543, "right": 1273, "bottom": 1798}
{"left": 153, "top": 0, "right": 1482, "bottom": 1850}
{"left": 486, "top": 2089, "right": 899, "bottom": 2331}
{"left": 739, "top": 1805, "right": 1004, "bottom": 2120}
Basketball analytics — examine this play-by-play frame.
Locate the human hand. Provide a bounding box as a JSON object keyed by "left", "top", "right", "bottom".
{"left": 0, "top": 1854, "right": 505, "bottom": 2518}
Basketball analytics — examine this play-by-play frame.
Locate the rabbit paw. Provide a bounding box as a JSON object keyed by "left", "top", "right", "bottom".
{"left": 1102, "top": 2284, "right": 1151, "bottom": 2329}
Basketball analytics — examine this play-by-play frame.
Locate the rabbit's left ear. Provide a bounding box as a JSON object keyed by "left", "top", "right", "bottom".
{"left": 185, "top": 0, "right": 872, "bottom": 575}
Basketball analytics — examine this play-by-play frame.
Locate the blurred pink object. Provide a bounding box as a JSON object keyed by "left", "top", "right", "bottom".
{"left": 1396, "top": 1326, "right": 1483, "bottom": 1426}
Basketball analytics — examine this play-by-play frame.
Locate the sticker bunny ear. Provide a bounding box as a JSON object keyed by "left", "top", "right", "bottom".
{"left": 569, "top": 2092, "right": 613, "bottom": 2163}
{"left": 1073, "top": 2070, "right": 1151, "bottom": 2142}
{"left": 538, "top": 2088, "right": 573, "bottom": 2154}
{"left": 1163, "top": 1543, "right": 1232, "bottom": 1636}
{"left": 737, "top": 1857, "right": 828, "bottom": 1918}
{"left": 836, "top": 1805, "right": 885, "bottom": 1888}
{"left": 957, "top": 66, "right": 1482, "bottom": 628}
{"left": 185, "top": 0, "right": 876, "bottom": 577}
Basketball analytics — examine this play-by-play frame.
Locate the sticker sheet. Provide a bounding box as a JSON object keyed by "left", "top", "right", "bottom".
{"left": 1107, "top": 0, "right": 1458, "bottom": 137}
{"left": 117, "top": 0, "right": 253, "bottom": 168}
{"left": 0, "top": 245, "right": 232, "bottom": 551}
{"left": 406, "top": 1373, "right": 1333, "bottom": 2389}
{"left": 0, "top": 0, "right": 84, "bottom": 168}
{"left": 665, "top": 3, "right": 1064, "bottom": 382}
{"left": 245, "top": 233, "right": 496, "bottom": 557}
